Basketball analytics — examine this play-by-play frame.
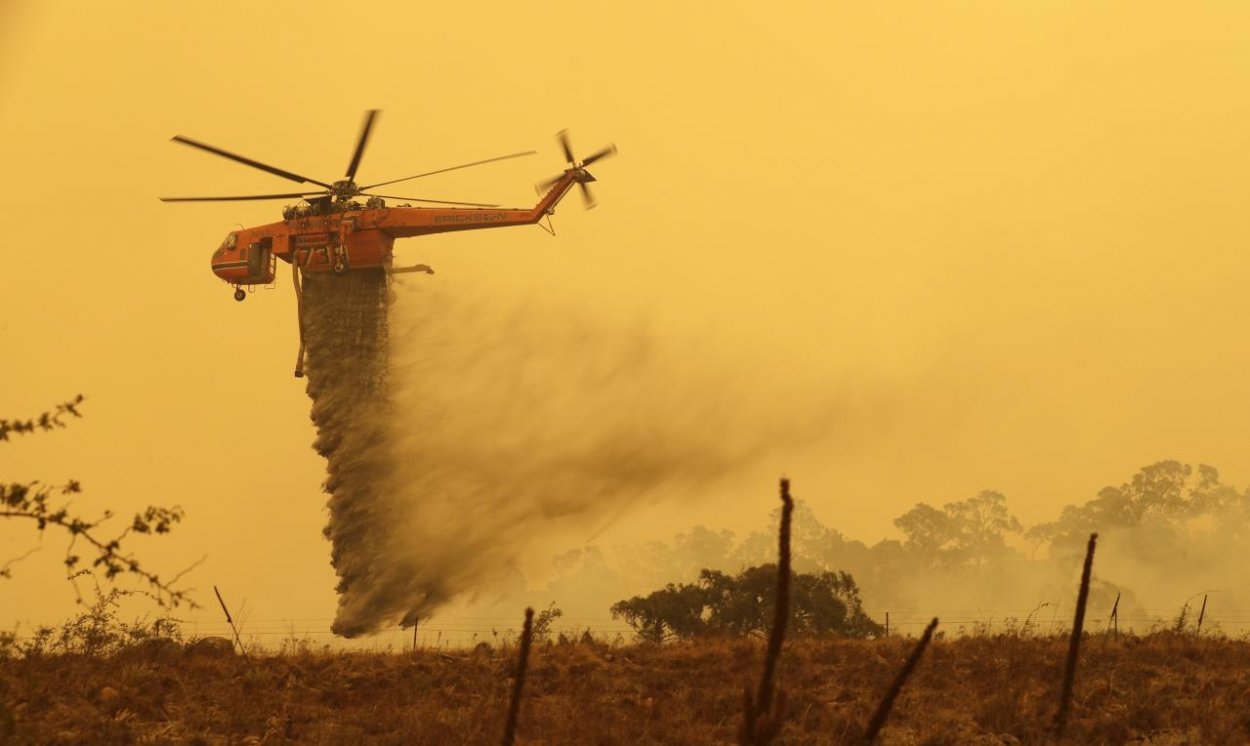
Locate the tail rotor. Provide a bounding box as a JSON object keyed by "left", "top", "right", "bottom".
{"left": 538, "top": 130, "right": 617, "bottom": 209}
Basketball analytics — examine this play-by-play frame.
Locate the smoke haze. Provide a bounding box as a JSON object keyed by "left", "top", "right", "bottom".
{"left": 554, "top": 461, "right": 1250, "bottom": 638}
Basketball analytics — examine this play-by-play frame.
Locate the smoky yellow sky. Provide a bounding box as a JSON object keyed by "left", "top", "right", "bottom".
{"left": 4, "top": 1, "right": 1250, "bottom": 635}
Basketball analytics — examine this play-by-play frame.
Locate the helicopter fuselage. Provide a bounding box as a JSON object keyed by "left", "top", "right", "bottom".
{"left": 210, "top": 168, "right": 585, "bottom": 286}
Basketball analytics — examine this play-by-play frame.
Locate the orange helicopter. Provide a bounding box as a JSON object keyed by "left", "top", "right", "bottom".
{"left": 163, "top": 110, "right": 615, "bottom": 376}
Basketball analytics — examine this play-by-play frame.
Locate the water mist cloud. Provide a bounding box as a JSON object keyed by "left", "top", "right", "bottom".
{"left": 321, "top": 278, "right": 838, "bottom": 636}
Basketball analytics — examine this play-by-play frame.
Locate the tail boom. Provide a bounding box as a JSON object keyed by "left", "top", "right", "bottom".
{"left": 375, "top": 170, "right": 581, "bottom": 239}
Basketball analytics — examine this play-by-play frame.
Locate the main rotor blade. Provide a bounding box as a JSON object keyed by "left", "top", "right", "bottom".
{"left": 578, "top": 180, "right": 597, "bottom": 209}
{"left": 363, "top": 193, "right": 500, "bottom": 208}
{"left": 160, "top": 192, "right": 323, "bottom": 202}
{"left": 557, "top": 130, "right": 575, "bottom": 164}
{"left": 170, "top": 136, "right": 333, "bottom": 188}
{"left": 360, "top": 150, "right": 537, "bottom": 191}
{"left": 345, "top": 109, "right": 379, "bottom": 180}
{"left": 581, "top": 144, "right": 617, "bottom": 167}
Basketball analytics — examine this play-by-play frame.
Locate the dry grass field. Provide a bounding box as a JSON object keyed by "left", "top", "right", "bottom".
{"left": 2, "top": 631, "right": 1248, "bottom": 745}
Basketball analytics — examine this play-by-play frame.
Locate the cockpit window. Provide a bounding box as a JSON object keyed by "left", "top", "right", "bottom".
{"left": 221, "top": 232, "right": 238, "bottom": 251}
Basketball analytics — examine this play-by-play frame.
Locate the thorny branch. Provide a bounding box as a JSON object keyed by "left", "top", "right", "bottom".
{"left": 0, "top": 482, "right": 196, "bottom": 608}
{"left": 1, "top": 396, "right": 198, "bottom": 608}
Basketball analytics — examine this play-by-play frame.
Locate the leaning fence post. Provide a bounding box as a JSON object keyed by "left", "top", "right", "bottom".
{"left": 501, "top": 608, "right": 535, "bottom": 746}
{"left": 1196, "top": 594, "right": 1208, "bottom": 636}
{"left": 1054, "top": 533, "right": 1097, "bottom": 735}
{"left": 863, "top": 617, "right": 939, "bottom": 744}
{"left": 213, "top": 585, "right": 249, "bottom": 660}
{"left": 1110, "top": 592, "right": 1120, "bottom": 640}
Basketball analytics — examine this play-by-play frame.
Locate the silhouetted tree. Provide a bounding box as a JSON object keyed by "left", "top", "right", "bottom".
{"left": 894, "top": 490, "right": 1022, "bottom": 567}
{"left": 1027, "top": 460, "right": 1249, "bottom": 559}
{"left": 893, "top": 503, "right": 953, "bottom": 557}
{"left": 734, "top": 500, "right": 874, "bottom": 577}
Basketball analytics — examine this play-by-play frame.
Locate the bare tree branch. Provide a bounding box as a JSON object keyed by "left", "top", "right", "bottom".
{"left": 0, "top": 545, "right": 42, "bottom": 579}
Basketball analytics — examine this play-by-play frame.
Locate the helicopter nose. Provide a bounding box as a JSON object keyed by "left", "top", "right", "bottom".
{"left": 210, "top": 245, "right": 248, "bottom": 283}
{"left": 210, "top": 253, "right": 231, "bottom": 281}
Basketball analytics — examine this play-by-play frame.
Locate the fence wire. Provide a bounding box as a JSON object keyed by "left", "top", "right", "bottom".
{"left": 10, "top": 605, "right": 1248, "bottom": 652}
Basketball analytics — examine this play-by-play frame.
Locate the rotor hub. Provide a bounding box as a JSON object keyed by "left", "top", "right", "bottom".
{"left": 540, "top": 131, "right": 616, "bottom": 207}
{"left": 330, "top": 179, "right": 361, "bottom": 200}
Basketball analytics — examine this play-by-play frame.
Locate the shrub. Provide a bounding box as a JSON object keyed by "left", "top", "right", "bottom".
{"left": 611, "top": 565, "right": 881, "bottom": 642}
{"left": 13, "top": 587, "right": 182, "bottom": 658}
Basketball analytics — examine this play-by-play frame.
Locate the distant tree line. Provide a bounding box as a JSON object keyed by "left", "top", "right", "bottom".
{"left": 568, "top": 460, "right": 1250, "bottom": 640}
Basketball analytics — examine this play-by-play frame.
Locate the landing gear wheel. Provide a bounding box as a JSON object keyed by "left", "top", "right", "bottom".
{"left": 234, "top": 288, "right": 246, "bottom": 302}
{"left": 332, "top": 260, "right": 349, "bottom": 276}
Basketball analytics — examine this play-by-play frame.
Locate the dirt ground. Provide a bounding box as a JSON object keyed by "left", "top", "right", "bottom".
{"left": 2, "top": 631, "right": 1248, "bottom": 744}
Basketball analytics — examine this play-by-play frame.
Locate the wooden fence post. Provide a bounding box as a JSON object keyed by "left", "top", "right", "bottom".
{"left": 1110, "top": 592, "right": 1120, "bottom": 640}
{"left": 1054, "top": 533, "right": 1097, "bottom": 735}
{"left": 863, "top": 617, "right": 939, "bottom": 744}
{"left": 501, "top": 608, "right": 535, "bottom": 746}
{"left": 740, "top": 477, "right": 794, "bottom": 745}
{"left": 213, "top": 585, "right": 249, "bottom": 660}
